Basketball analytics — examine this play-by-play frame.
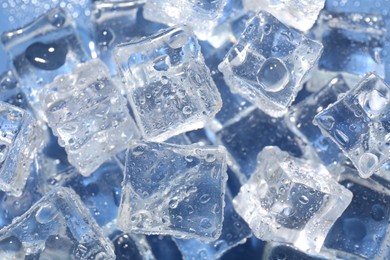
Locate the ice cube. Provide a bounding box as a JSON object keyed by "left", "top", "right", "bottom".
{"left": 174, "top": 190, "right": 251, "bottom": 259}
{"left": 287, "top": 76, "right": 350, "bottom": 166}
{"left": 114, "top": 26, "right": 222, "bottom": 142}
{"left": 117, "top": 141, "right": 228, "bottom": 241}
{"left": 313, "top": 73, "right": 390, "bottom": 178}
{"left": 233, "top": 146, "right": 353, "bottom": 253}
{"left": 312, "top": 11, "right": 386, "bottom": 77}
{"left": 242, "top": 0, "right": 325, "bottom": 31}
{"left": 143, "top": 0, "right": 227, "bottom": 40}
{"left": 1, "top": 8, "right": 89, "bottom": 117}
{"left": 218, "top": 11, "right": 323, "bottom": 117}
{"left": 216, "top": 107, "right": 308, "bottom": 179}
{"left": 0, "top": 187, "right": 115, "bottom": 259}
{"left": 0, "top": 102, "right": 42, "bottom": 196}
{"left": 0, "top": 71, "right": 28, "bottom": 109}
{"left": 38, "top": 59, "right": 139, "bottom": 176}
{"left": 112, "top": 233, "right": 155, "bottom": 260}
{"left": 325, "top": 166, "right": 390, "bottom": 259}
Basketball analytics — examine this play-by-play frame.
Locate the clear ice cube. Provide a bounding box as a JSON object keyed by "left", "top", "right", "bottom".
{"left": 233, "top": 146, "right": 353, "bottom": 253}
{"left": 216, "top": 107, "right": 308, "bottom": 179}
{"left": 38, "top": 59, "right": 139, "bottom": 176}
{"left": 114, "top": 26, "right": 222, "bottom": 142}
{"left": 0, "top": 187, "right": 115, "bottom": 259}
{"left": 143, "top": 0, "right": 227, "bottom": 40}
{"left": 218, "top": 11, "right": 323, "bottom": 117}
{"left": 325, "top": 166, "right": 390, "bottom": 259}
{"left": 1, "top": 8, "right": 89, "bottom": 117}
{"left": 174, "top": 190, "right": 251, "bottom": 259}
{"left": 117, "top": 141, "right": 228, "bottom": 241}
{"left": 0, "top": 102, "right": 42, "bottom": 196}
{"left": 242, "top": 0, "right": 325, "bottom": 31}
{"left": 287, "top": 76, "right": 350, "bottom": 166}
{"left": 312, "top": 11, "right": 387, "bottom": 77}
{"left": 313, "top": 73, "right": 390, "bottom": 178}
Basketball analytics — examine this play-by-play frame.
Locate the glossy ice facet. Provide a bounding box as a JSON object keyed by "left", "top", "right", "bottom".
{"left": 242, "top": 0, "right": 325, "bottom": 31}
{"left": 233, "top": 146, "right": 353, "bottom": 253}
{"left": 314, "top": 73, "right": 390, "bottom": 178}
{"left": 0, "top": 102, "right": 42, "bottom": 196}
{"left": 174, "top": 191, "right": 251, "bottom": 259}
{"left": 218, "top": 11, "right": 323, "bottom": 117}
{"left": 287, "top": 76, "right": 350, "bottom": 166}
{"left": 38, "top": 59, "right": 139, "bottom": 176}
{"left": 1, "top": 8, "right": 89, "bottom": 117}
{"left": 312, "top": 11, "right": 386, "bottom": 77}
{"left": 0, "top": 187, "right": 115, "bottom": 259}
{"left": 117, "top": 141, "right": 228, "bottom": 241}
{"left": 114, "top": 26, "right": 222, "bottom": 142}
{"left": 143, "top": 0, "right": 227, "bottom": 40}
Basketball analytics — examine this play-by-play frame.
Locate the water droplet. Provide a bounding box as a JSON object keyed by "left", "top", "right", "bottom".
{"left": 257, "top": 58, "right": 290, "bottom": 92}
{"left": 153, "top": 56, "right": 169, "bottom": 71}
{"left": 182, "top": 106, "right": 192, "bottom": 115}
{"left": 200, "top": 218, "right": 212, "bottom": 229}
{"left": 361, "top": 89, "right": 387, "bottom": 117}
{"left": 168, "top": 30, "right": 188, "bottom": 49}
{"left": 49, "top": 12, "right": 66, "bottom": 27}
{"left": 169, "top": 198, "right": 179, "bottom": 209}
{"left": 263, "top": 24, "right": 272, "bottom": 35}
{"left": 35, "top": 203, "right": 58, "bottom": 224}
{"left": 371, "top": 204, "right": 385, "bottom": 221}
{"left": 358, "top": 153, "right": 378, "bottom": 176}
{"left": 98, "top": 28, "right": 114, "bottom": 47}
{"left": 25, "top": 42, "right": 68, "bottom": 71}
{"left": 299, "top": 195, "right": 309, "bottom": 204}
{"left": 316, "top": 115, "right": 335, "bottom": 130}
{"left": 48, "top": 100, "right": 66, "bottom": 113}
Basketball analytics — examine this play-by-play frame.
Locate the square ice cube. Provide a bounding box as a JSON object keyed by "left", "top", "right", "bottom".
{"left": 117, "top": 141, "right": 228, "bottom": 241}
{"left": 312, "top": 11, "right": 387, "bottom": 77}
{"left": 114, "top": 26, "right": 222, "bottom": 142}
{"left": 313, "top": 73, "right": 390, "bottom": 178}
{"left": 242, "top": 0, "right": 325, "bottom": 31}
{"left": 218, "top": 11, "right": 323, "bottom": 117}
{"left": 233, "top": 146, "right": 353, "bottom": 253}
{"left": 143, "top": 0, "right": 227, "bottom": 40}
{"left": 38, "top": 59, "right": 139, "bottom": 176}
{"left": 174, "top": 191, "right": 251, "bottom": 259}
{"left": 0, "top": 102, "right": 42, "bottom": 196}
{"left": 0, "top": 187, "right": 115, "bottom": 259}
{"left": 287, "top": 76, "right": 350, "bottom": 166}
{"left": 1, "top": 8, "right": 89, "bottom": 116}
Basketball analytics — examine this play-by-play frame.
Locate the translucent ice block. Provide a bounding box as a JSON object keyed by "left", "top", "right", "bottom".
{"left": 287, "top": 76, "right": 350, "bottom": 166}
{"left": 242, "top": 0, "right": 325, "bottom": 31}
{"left": 114, "top": 26, "right": 222, "bottom": 141}
{"left": 143, "top": 0, "right": 227, "bottom": 40}
{"left": 0, "top": 187, "right": 115, "bottom": 259}
{"left": 312, "top": 11, "right": 386, "bottom": 77}
{"left": 1, "top": 8, "right": 89, "bottom": 117}
{"left": 38, "top": 59, "right": 139, "bottom": 176}
{"left": 313, "top": 73, "right": 390, "bottom": 178}
{"left": 0, "top": 102, "right": 42, "bottom": 196}
{"left": 218, "top": 11, "right": 323, "bottom": 117}
{"left": 117, "top": 141, "right": 228, "bottom": 242}
{"left": 233, "top": 146, "right": 353, "bottom": 253}
{"left": 174, "top": 191, "right": 251, "bottom": 259}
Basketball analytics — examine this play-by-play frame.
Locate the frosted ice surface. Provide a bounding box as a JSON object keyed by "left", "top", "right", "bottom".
{"left": 0, "top": 187, "right": 115, "bottom": 259}
{"left": 114, "top": 26, "right": 222, "bottom": 142}
{"left": 312, "top": 11, "right": 387, "bottom": 77}
{"left": 218, "top": 11, "right": 323, "bottom": 117}
{"left": 1, "top": 8, "right": 89, "bottom": 118}
{"left": 287, "top": 76, "right": 350, "bottom": 166}
{"left": 242, "top": 0, "right": 325, "bottom": 31}
{"left": 117, "top": 141, "right": 228, "bottom": 242}
{"left": 174, "top": 191, "right": 251, "bottom": 259}
{"left": 38, "top": 59, "right": 139, "bottom": 176}
{"left": 233, "top": 146, "right": 353, "bottom": 253}
{"left": 314, "top": 73, "right": 390, "bottom": 178}
{"left": 143, "top": 0, "right": 227, "bottom": 40}
{"left": 0, "top": 102, "right": 42, "bottom": 196}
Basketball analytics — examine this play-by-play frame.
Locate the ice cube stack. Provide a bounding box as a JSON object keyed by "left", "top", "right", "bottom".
{"left": 0, "top": 0, "right": 389, "bottom": 259}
